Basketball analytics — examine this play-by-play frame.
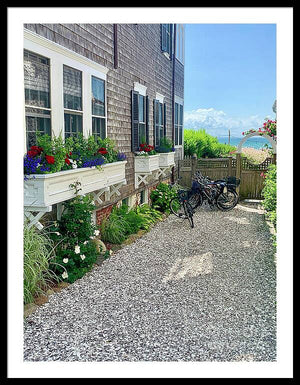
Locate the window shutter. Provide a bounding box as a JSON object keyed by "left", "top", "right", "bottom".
{"left": 145, "top": 95, "right": 149, "bottom": 144}
{"left": 163, "top": 102, "right": 167, "bottom": 137}
{"left": 153, "top": 99, "right": 160, "bottom": 147}
{"left": 131, "top": 90, "right": 139, "bottom": 152}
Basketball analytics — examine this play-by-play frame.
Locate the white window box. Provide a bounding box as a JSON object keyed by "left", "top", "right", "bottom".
{"left": 134, "top": 155, "right": 160, "bottom": 173}
{"left": 158, "top": 152, "right": 175, "bottom": 167}
{"left": 134, "top": 155, "right": 160, "bottom": 188}
{"left": 24, "top": 161, "right": 127, "bottom": 208}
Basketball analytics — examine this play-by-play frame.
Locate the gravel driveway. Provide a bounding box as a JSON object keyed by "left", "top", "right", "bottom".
{"left": 23, "top": 202, "right": 276, "bottom": 362}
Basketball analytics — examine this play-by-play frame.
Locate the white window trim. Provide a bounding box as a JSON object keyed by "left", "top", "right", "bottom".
{"left": 24, "top": 29, "right": 109, "bottom": 150}
{"left": 134, "top": 82, "right": 147, "bottom": 96}
{"left": 174, "top": 96, "right": 184, "bottom": 148}
{"left": 175, "top": 24, "right": 185, "bottom": 65}
{"left": 156, "top": 93, "right": 164, "bottom": 104}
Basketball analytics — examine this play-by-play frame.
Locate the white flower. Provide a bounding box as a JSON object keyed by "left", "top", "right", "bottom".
{"left": 90, "top": 236, "right": 94, "bottom": 239}
{"left": 80, "top": 254, "right": 86, "bottom": 260}
{"left": 83, "top": 240, "right": 88, "bottom": 245}
{"left": 62, "top": 271, "right": 68, "bottom": 279}
{"left": 55, "top": 232, "right": 61, "bottom": 236}
{"left": 94, "top": 230, "right": 100, "bottom": 236}
{"left": 63, "top": 258, "right": 69, "bottom": 264}
{"left": 72, "top": 162, "right": 78, "bottom": 169}
{"left": 74, "top": 245, "right": 80, "bottom": 254}
{"left": 109, "top": 250, "right": 113, "bottom": 255}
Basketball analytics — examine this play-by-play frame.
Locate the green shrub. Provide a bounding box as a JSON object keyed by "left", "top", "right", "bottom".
{"left": 111, "top": 204, "right": 144, "bottom": 236}
{"left": 24, "top": 224, "right": 59, "bottom": 304}
{"left": 261, "top": 164, "right": 277, "bottom": 229}
{"left": 184, "top": 129, "right": 236, "bottom": 158}
{"left": 47, "top": 195, "right": 100, "bottom": 283}
{"left": 135, "top": 203, "right": 163, "bottom": 230}
{"left": 150, "top": 183, "right": 177, "bottom": 213}
{"left": 99, "top": 215, "right": 128, "bottom": 244}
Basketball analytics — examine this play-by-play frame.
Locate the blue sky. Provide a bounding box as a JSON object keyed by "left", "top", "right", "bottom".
{"left": 183, "top": 23, "right": 276, "bottom": 138}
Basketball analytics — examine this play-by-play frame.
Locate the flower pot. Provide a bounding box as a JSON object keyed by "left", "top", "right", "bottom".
{"left": 134, "top": 155, "right": 160, "bottom": 173}
{"left": 24, "top": 161, "right": 127, "bottom": 208}
{"left": 158, "top": 152, "right": 175, "bottom": 167}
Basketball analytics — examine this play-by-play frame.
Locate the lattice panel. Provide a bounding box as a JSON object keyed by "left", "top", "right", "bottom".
{"left": 242, "top": 157, "right": 272, "bottom": 170}
{"left": 197, "top": 159, "right": 229, "bottom": 169}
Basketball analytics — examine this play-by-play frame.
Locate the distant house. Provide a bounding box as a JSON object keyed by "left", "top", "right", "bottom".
{"left": 23, "top": 23, "right": 185, "bottom": 224}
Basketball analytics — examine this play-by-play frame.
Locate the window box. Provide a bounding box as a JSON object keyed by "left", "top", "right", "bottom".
{"left": 158, "top": 152, "right": 175, "bottom": 167}
{"left": 24, "top": 161, "right": 127, "bottom": 208}
{"left": 134, "top": 155, "right": 160, "bottom": 173}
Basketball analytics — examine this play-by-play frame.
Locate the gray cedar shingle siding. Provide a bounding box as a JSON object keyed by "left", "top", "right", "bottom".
{"left": 24, "top": 23, "right": 183, "bottom": 198}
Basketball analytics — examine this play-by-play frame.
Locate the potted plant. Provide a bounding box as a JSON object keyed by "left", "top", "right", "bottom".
{"left": 155, "top": 137, "right": 175, "bottom": 167}
{"left": 134, "top": 141, "right": 160, "bottom": 173}
{"left": 24, "top": 134, "right": 127, "bottom": 208}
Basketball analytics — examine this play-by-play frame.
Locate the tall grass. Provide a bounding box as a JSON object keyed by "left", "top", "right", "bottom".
{"left": 24, "top": 224, "right": 59, "bottom": 304}
{"left": 184, "top": 129, "right": 236, "bottom": 158}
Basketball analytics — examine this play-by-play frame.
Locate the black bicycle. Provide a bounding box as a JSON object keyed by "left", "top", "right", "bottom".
{"left": 169, "top": 188, "right": 195, "bottom": 228}
{"left": 191, "top": 172, "right": 239, "bottom": 211}
{"left": 170, "top": 172, "right": 239, "bottom": 216}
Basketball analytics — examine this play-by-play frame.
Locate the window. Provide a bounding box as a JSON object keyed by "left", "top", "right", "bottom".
{"left": 24, "top": 50, "right": 51, "bottom": 149}
{"left": 161, "top": 24, "right": 173, "bottom": 56}
{"left": 140, "top": 190, "right": 146, "bottom": 204}
{"left": 175, "top": 102, "right": 183, "bottom": 146}
{"left": 175, "top": 24, "right": 185, "bottom": 64}
{"left": 154, "top": 100, "right": 166, "bottom": 147}
{"left": 63, "top": 65, "right": 83, "bottom": 139}
{"left": 24, "top": 30, "right": 109, "bottom": 150}
{"left": 122, "top": 197, "right": 129, "bottom": 206}
{"left": 131, "top": 90, "right": 149, "bottom": 151}
{"left": 92, "top": 76, "right": 106, "bottom": 139}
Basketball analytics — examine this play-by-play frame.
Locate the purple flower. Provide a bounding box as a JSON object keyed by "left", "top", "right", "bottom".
{"left": 117, "top": 152, "right": 127, "bottom": 161}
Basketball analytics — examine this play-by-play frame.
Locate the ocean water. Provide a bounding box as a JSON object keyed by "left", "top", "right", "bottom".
{"left": 217, "top": 136, "right": 269, "bottom": 150}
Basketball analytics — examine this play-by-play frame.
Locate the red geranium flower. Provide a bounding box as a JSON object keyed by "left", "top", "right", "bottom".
{"left": 97, "top": 147, "right": 108, "bottom": 155}
{"left": 65, "top": 157, "right": 70, "bottom": 165}
{"left": 45, "top": 155, "right": 55, "bottom": 164}
{"left": 27, "top": 150, "right": 38, "bottom": 158}
{"left": 30, "top": 146, "right": 43, "bottom": 155}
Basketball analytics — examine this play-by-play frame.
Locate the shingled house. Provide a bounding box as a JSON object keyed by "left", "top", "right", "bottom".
{"left": 23, "top": 23, "right": 185, "bottom": 225}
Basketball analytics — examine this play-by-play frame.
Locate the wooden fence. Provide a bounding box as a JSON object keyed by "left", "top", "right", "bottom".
{"left": 177, "top": 155, "right": 275, "bottom": 199}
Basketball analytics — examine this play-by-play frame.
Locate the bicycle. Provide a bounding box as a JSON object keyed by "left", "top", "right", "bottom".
{"left": 169, "top": 172, "right": 239, "bottom": 216}
{"left": 169, "top": 188, "right": 195, "bottom": 228}
{"left": 192, "top": 171, "right": 239, "bottom": 211}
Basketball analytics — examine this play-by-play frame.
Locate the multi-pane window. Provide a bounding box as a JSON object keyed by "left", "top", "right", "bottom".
{"left": 91, "top": 76, "right": 106, "bottom": 139}
{"left": 175, "top": 24, "right": 185, "bottom": 64}
{"left": 138, "top": 94, "right": 146, "bottom": 144}
{"left": 63, "top": 65, "right": 83, "bottom": 139}
{"left": 175, "top": 102, "right": 183, "bottom": 146}
{"left": 24, "top": 50, "right": 51, "bottom": 149}
{"left": 154, "top": 100, "right": 165, "bottom": 147}
{"left": 161, "top": 24, "right": 173, "bottom": 56}
{"left": 131, "top": 90, "right": 148, "bottom": 151}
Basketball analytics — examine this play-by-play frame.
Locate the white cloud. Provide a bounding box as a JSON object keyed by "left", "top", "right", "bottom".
{"left": 184, "top": 107, "right": 272, "bottom": 137}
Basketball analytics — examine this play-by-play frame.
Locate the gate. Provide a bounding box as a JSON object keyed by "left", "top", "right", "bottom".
{"left": 177, "top": 156, "right": 275, "bottom": 199}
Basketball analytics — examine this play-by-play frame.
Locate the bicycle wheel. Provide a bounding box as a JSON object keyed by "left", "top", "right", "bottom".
{"left": 216, "top": 188, "right": 239, "bottom": 211}
{"left": 188, "top": 191, "right": 203, "bottom": 210}
{"left": 183, "top": 201, "right": 194, "bottom": 228}
{"left": 169, "top": 197, "right": 188, "bottom": 218}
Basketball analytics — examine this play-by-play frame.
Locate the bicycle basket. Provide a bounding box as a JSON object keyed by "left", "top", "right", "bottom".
{"left": 225, "top": 176, "right": 240, "bottom": 186}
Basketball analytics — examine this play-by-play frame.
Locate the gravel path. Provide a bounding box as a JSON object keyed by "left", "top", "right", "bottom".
{"left": 23, "top": 202, "right": 276, "bottom": 362}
